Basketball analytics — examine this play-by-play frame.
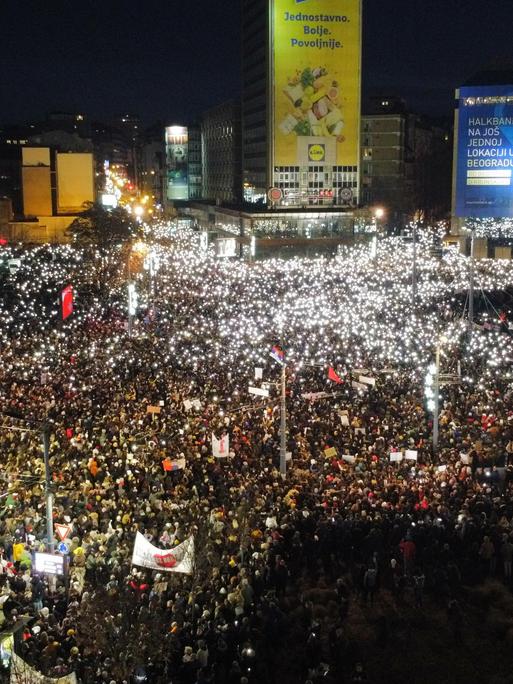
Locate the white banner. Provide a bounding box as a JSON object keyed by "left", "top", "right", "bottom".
{"left": 351, "top": 381, "right": 368, "bottom": 391}
{"left": 359, "top": 375, "right": 376, "bottom": 387}
{"left": 249, "top": 386, "right": 270, "bottom": 398}
{"left": 342, "top": 454, "right": 356, "bottom": 464}
{"left": 255, "top": 367, "right": 263, "bottom": 380}
{"left": 131, "top": 532, "right": 194, "bottom": 575}
{"left": 11, "top": 653, "right": 77, "bottom": 683}
{"left": 212, "top": 433, "right": 230, "bottom": 458}
{"left": 301, "top": 391, "right": 330, "bottom": 401}
{"left": 390, "top": 452, "right": 403, "bottom": 462}
{"left": 404, "top": 450, "right": 418, "bottom": 461}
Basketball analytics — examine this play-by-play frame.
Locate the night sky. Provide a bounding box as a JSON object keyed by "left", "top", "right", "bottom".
{"left": 1, "top": 0, "right": 513, "bottom": 126}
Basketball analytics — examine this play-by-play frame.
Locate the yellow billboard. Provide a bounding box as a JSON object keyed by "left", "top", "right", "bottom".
{"left": 272, "top": 0, "right": 361, "bottom": 167}
{"left": 56, "top": 153, "right": 95, "bottom": 214}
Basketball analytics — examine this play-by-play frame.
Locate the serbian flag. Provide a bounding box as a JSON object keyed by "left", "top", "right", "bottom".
{"left": 328, "top": 366, "right": 343, "bottom": 384}
{"left": 270, "top": 345, "right": 285, "bottom": 365}
{"left": 61, "top": 285, "right": 73, "bottom": 320}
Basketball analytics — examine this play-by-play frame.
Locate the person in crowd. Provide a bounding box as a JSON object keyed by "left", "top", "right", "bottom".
{"left": 0, "top": 229, "right": 512, "bottom": 682}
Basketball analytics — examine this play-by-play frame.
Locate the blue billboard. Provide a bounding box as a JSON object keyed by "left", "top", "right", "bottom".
{"left": 455, "top": 85, "right": 513, "bottom": 218}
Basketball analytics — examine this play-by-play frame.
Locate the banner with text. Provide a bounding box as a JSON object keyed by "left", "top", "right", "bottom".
{"left": 131, "top": 532, "right": 194, "bottom": 574}
{"left": 455, "top": 85, "right": 513, "bottom": 218}
{"left": 273, "top": 0, "right": 361, "bottom": 167}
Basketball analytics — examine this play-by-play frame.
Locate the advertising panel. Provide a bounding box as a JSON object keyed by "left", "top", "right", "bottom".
{"left": 166, "top": 126, "right": 189, "bottom": 201}
{"left": 455, "top": 85, "right": 513, "bottom": 218}
{"left": 272, "top": 0, "right": 361, "bottom": 167}
{"left": 56, "top": 153, "right": 94, "bottom": 213}
{"left": 22, "top": 167, "right": 52, "bottom": 216}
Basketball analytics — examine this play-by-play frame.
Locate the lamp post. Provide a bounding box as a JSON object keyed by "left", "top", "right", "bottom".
{"left": 279, "top": 363, "right": 287, "bottom": 477}
{"left": 270, "top": 348, "right": 287, "bottom": 477}
{"left": 374, "top": 207, "right": 385, "bottom": 233}
{"left": 432, "top": 343, "right": 441, "bottom": 454}
{"left": 371, "top": 207, "right": 385, "bottom": 259}
{"left": 425, "top": 335, "right": 447, "bottom": 455}
{"left": 412, "top": 222, "right": 417, "bottom": 308}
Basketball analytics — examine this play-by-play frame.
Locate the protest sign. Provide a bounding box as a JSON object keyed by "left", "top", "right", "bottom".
{"left": 132, "top": 532, "right": 194, "bottom": 574}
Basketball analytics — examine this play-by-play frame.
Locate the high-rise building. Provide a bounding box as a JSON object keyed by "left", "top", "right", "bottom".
{"left": 165, "top": 125, "right": 202, "bottom": 202}
{"left": 188, "top": 127, "right": 203, "bottom": 200}
{"left": 242, "top": 0, "right": 362, "bottom": 208}
{"left": 202, "top": 100, "right": 242, "bottom": 204}
{"left": 139, "top": 124, "right": 166, "bottom": 208}
{"left": 361, "top": 97, "right": 451, "bottom": 224}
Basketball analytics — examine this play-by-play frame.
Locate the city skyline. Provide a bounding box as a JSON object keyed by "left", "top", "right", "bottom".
{"left": 2, "top": 0, "right": 513, "bottom": 125}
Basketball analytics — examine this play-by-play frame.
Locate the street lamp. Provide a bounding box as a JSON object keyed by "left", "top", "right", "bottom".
{"left": 128, "top": 283, "right": 138, "bottom": 338}
{"left": 374, "top": 207, "right": 385, "bottom": 232}
{"left": 370, "top": 207, "right": 385, "bottom": 259}
{"left": 412, "top": 222, "right": 418, "bottom": 308}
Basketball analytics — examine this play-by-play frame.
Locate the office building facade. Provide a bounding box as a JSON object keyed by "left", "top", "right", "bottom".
{"left": 201, "top": 100, "right": 242, "bottom": 204}
{"left": 165, "top": 125, "right": 202, "bottom": 202}
{"left": 361, "top": 98, "right": 451, "bottom": 224}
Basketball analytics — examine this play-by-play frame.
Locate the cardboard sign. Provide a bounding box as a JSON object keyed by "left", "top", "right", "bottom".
{"left": 324, "top": 446, "right": 337, "bottom": 459}
{"left": 147, "top": 405, "right": 161, "bottom": 414}
{"left": 249, "top": 386, "right": 270, "bottom": 398}
{"left": 359, "top": 375, "right": 376, "bottom": 387}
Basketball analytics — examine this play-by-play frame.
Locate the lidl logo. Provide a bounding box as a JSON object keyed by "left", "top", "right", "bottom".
{"left": 308, "top": 144, "right": 325, "bottom": 162}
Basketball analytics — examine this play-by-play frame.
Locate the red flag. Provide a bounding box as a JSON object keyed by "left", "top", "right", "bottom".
{"left": 328, "top": 366, "right": 343, "bottom": 384}
{"left": 61, "top": 285, "right": 73, "bottom": 320}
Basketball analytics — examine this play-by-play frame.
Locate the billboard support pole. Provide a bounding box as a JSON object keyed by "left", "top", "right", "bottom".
{"left": 468, "top": 228, "right": 475, "bottom": 335}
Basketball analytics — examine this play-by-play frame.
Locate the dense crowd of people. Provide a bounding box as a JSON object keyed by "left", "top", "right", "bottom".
{"left": 1, "top": 225, "right": 513, "bottom": 683}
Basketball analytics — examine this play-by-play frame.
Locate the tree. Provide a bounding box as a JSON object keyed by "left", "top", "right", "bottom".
{"left": 66, "top": 203, "right": 140, "bottom": 252}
